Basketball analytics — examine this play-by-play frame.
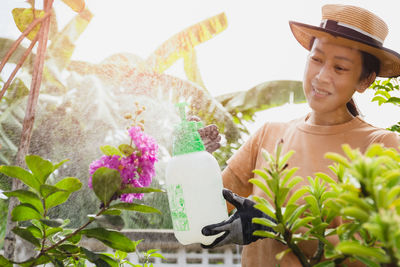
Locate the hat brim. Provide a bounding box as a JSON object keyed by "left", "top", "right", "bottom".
{"left": 289, "top": 21, "right": 400, "bottom": 77}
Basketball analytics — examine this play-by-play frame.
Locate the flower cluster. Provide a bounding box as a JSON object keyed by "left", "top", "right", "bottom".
{"left": 89, "top": 126, "right": 158, "bottom": 202}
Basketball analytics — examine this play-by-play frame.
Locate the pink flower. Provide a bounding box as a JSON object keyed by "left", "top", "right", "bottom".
{"left": 88, "top": 155, "right": 121, "bottom": 188}
{"left": 89, "top": 127, "right": 158, "bottom": 203}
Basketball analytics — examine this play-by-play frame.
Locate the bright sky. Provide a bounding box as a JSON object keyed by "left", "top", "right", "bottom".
{"left": 1, "top": 0, "right": 400, "bottom": 129}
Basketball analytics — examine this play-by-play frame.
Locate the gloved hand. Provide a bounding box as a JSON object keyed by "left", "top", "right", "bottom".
{"left": 188, "top": 115, "right": 221, "bottom": 153}
{"left": 201, "top": 189, "right": 276, "bottom": 248}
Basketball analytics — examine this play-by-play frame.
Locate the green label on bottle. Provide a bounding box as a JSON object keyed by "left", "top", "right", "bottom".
{"left": 167, "top": 184, "right": 190, "bottom": 231}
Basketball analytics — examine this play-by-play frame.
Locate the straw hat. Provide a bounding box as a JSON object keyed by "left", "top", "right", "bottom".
{"left": 289, "top": 4, "right": 400, "bottom": 77}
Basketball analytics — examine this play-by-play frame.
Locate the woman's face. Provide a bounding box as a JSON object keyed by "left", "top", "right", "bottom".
{"left": 303, "top": 38, "right": 365, "bottom": 120}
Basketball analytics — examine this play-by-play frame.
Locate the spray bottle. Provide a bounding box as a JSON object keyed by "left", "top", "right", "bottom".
{"left": 166, "top": 103, "right": 228, "bottom": 245}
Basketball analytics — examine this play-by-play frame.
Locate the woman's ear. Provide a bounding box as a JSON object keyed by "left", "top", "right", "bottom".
{"left": 357, "top": 72, "right": 377, "bottom": 93}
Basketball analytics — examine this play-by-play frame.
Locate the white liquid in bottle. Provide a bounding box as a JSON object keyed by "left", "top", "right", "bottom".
{"left": 165, "top": 103, "right": 228, "bottom": 245}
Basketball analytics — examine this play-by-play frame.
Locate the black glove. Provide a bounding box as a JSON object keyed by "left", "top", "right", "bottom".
{"left": 201, "top": 189, "right": 276, "bottom": 248}
{"left": 188, "top": 115, "right": 221, "bottom": 153}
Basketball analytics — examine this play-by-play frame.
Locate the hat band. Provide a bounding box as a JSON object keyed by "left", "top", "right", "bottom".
{"left": 320, "top": 19, "right": 383, "bottom": 47}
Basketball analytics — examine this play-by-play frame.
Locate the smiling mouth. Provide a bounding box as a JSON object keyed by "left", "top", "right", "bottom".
{"left": 313, "top": 87, "right": 330, "bottom": 96}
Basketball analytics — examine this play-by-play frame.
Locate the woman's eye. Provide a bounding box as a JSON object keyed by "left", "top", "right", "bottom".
{"left": 335, "top": 65, "right": 348, "bottom": 71}
{"left": 311, "top": 56, "right": 322, "bottom": 63}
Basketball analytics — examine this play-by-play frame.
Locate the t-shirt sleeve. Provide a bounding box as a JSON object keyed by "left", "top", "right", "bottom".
{"left": 377, "top": 131, "right": 400, "bottom": 150}
{"left": 223, "top": 123, "right": 267, "bottom": 197}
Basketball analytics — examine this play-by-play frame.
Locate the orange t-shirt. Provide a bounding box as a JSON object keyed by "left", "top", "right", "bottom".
{"left": 223, "top": 114, "right": 400, "bottom": 267}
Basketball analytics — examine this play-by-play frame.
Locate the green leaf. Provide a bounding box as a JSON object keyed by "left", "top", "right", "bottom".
{"left": 0, "top": 165, "right": 40, "bottom": 191}
{"left": 252, "top": 169, "right": 270, "bottom": 181}
{"left": 253, "top": 203, "right": 276, "bottom": 221}
{"left": 286, "top": 187, "right": 308, "bottom": 206}
{"left": 118, "top": 186, "right": 164, "bottom": 194}
{"left": 282, "top": 204, "right": 299, "bottom": 223}
{"left": 100, "top": 145, "right": 123, "bottom": 157}
{"left": 81, "top": 228, "right": 137, "bottom": 252}
{"left": 387, "top": 96, "right": 400, "bottom": 104}
{"left": 249, "top": 178, "right": 272, "bottom": 199}
{"left": 102, "top": 209, "right": 122, "bottom": 216}
{"left": 278, "top": 150, "right": 295, "bottom": 170}
{"left": 27, "top": 225, "right": 42, "bottom": 239}
{"left": 325, "top": 153, "right": 350, "bottom": 168}
{"left": 4, "top": 189, "right": 44, "bottom": 214}
{"left": 99, "top": 254, "right": 118, "bottom": 267}
{"left": 304, "top": 195, "right": 320, "bottom": 216}
{"left": 19, "top": 254, "right": 52, "bottom": 267}
{"left": 115, "top": 250, "right": 128, "bottom": 260}
{"left": 315, "top": 172, "right": 337, "bottom": 185}
{"left": 253, "top": 230, "right": 278, "bottom": 240}
{"left": 0, "top": 255, "right": 12, "bottom": 267}
{"left": 40, "top": 184, "right": 65, "bottom": 198}
{"left": 58, "top": 244, "right": 80, "bottom": 254}
{"left": 371, "top": 95, "right": 387, "bottom": 105}
{"left": 341, "top": 207, "right": 369, "bottom": 222}
{"left": 40, "top": 218, "right": 63, "bottom": 227}
{"left": 45, "top": 177, "right": 82, "bottom": 209}
{"left": 286, "top": 176, "right": 303, "bottom": 189}
{"left": 335, "top": 241, "right": 389, "bottom": 262}
{"left": 321, "top": 191, "right": 337, "bottom": 204}
{"left": 12, "top": 226, "right": 41, "bottom": 247}
{"left": 387, "top": 185, "right": 400, "bottom": 203}
{"left": 61, "top": 0, "right": 85, "bottom": 13}
{"left": 277, "top": 187, "right": 290, "bottom": 207}
{"left": 365, "top": 144, "right": 384, "bottom": 158}
{"left": 66, "top": 232, "right": 82, "bottom": 244}
{"left": 25, "top": 155, "right": 54, "bottom": 184}
{"left": 275, "top": 248, "right": 292, "bottom": 261}
{"left": 45, "top": 191, "right": 71, "bottom": 210}
{"left": 92, "top": 215, "right": 125, "bottom": 231}
{"left": 92, "top": 167, "right": 121, "bottom": 204}
{"left": 252, "top": 217, "right": 277, "bottom": 228}
{"left": 119, "top": 144, "right": 135, "bottom": 157}
{"left": 291, "top": 216, "right": 314, "bottom": 233}
{"left": 46, "top": 227, "right": 63, "bottom": 238}
{"left": 109, "top": 203, "right": 161, "bottom": 214}
{"left": 148, "top": 252, "right": 165, "bottom": 259}
{"left": 341, "top": 144, "right": 357, "bottom": 160}
{"left": 12, "top": 203, "right": 42, "bottom": 221}
{"left": 281, "top": 167, "right": 299, "bottom": 187}
{"left": 354, "top": 256, "right": 381, "bottom": 267}
{"left": 339, "top": 193, "right": 373, "bottom": 212}
{"left": 54, "top": 177, "right": 82, "bottom": 192}
{"left": 53, "top": 159, "right": 69, "bottom": 171}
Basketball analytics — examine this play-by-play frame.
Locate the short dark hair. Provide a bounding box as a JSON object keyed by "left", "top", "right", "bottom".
{"left": 359, "top": 50, "right": 380, "bottom": 81}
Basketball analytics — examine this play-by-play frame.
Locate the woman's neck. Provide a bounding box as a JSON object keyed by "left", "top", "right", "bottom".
{"left": 307, "top": 110, "right": 355, "bottom": 126}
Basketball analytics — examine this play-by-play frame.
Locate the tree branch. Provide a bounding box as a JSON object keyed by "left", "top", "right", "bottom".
{"left": 4, "top": 0, "right": 54, "bottom": 260}
{"left": 0, "top": 34, "right": 39, "bottom": 101}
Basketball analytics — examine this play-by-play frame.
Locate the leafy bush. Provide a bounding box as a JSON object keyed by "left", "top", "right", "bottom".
{"left": 0, "top": 127, "right": 164, "bottom": 266}
{"left": 252, "top": 141, "right": 400, "bottom": 266}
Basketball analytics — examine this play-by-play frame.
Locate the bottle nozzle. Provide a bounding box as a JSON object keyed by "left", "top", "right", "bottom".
{"left": 173, "top": 102, "right": 205, "bottom": 156}
{"left": 175, "top": 102, "right": 188, "bottom": 121}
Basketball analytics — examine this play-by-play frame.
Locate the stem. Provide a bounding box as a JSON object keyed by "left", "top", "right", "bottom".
{"left": 283, "top": 229, "right": 310, "bottom": 267}
{"left": 0, "top": 33, "right": 39, "bottom": 101}
{"left": 4, "top": 0, "right": 53, "bottom": 260}
{"left": 273, "top": 145, "right": 310, "bottom": 267}
{"left": 42, "top": 207, "right": 105, "bottom": 253}
{"left": 310, "top": 240, "right": 324, "bottom": 265}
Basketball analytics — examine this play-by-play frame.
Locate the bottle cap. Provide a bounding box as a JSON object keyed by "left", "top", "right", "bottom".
{"left": 172, "top": 103, "right": 205, "bottom": 156}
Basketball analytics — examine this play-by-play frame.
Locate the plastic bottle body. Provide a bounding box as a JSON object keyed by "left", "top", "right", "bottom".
{"left": 166, "top": 151, "right": 228, "bottom": 245}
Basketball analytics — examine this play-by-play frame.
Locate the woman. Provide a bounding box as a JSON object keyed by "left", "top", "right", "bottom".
{"left": 201, "top": 4, "right": 400, "bottom": 267}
